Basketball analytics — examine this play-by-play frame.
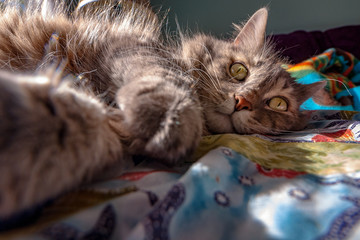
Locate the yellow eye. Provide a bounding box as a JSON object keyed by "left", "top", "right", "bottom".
{"left": 229, "top": 62, "right": 248, "bottom": 81}
{"left": 268, "top": 97, "right": 288, "bottom": 111}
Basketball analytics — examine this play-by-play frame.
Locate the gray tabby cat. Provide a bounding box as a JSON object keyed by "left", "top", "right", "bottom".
{"left": 0, "top": 0, "right": 323, "bottom": 221}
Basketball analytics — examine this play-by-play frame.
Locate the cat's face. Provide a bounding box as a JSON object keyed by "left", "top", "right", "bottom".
{"left": 181, "top": 8, "right": 323, "bottom": 134}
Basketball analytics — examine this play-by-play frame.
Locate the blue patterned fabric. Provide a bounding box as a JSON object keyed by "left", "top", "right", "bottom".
{"left": 15, "top": 145, "right": 360, "bottom": 240}
{"left": 6, "top": 110, "right": 360, "bottom": 240}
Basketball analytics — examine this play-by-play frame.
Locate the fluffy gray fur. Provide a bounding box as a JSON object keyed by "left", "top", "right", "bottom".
{"left": 0, "top": 0, "right": 322, "bottom": 220}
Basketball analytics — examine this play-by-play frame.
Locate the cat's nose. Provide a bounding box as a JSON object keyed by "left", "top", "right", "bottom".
{"left": 234, "top": 95, "right": 252, "bottom": 111}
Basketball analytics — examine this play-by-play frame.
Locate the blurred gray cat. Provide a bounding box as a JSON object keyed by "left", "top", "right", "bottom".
{"left": 0, "top": 0, "right": 323, "bottom": 220}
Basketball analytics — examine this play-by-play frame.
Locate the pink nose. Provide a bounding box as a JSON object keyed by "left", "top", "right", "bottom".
{"left": 235, "top": 96, "right": 252, "bottom": 111}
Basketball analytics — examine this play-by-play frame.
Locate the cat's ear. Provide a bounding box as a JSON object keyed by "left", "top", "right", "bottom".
{"left": 234, "top": 8, "right": 268, "bottom": 50}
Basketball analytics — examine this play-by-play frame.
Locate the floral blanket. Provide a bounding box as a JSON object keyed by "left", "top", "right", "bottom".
{"left": 2, "top": 52, "right": 360, "bottom": 239}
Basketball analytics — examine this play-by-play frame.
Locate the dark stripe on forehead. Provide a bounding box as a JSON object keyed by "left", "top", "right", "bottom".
{"left": 255, "top": 61, "right": 265, "bottom": 67}
{"left": 281, "top": 79, "right": 290, "bottom": 90}
{"left": 257, "top": 66, "right": 288, "bottom": 90}
{"left": 256, "top": 73, "right": 277, "bottom": 90}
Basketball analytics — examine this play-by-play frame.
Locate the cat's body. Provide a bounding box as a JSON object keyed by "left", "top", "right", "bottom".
{"left": 0, "top": 0, "right": 322, "bottom": 221}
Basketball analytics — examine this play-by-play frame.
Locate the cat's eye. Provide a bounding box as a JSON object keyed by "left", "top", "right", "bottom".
{"left": 229, "top": 62, "right": 248, "bottom": 81}
{"left": 268, "top": 97, "right": 288, "bottom": 111}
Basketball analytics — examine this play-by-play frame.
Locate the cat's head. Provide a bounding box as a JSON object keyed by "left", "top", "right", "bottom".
{"left": 180, "top": 8, "right": 324, "bottom": 135}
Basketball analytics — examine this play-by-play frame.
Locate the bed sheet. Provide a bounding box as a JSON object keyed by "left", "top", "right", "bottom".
{"left": 0, "top": 109, "right": 359, "bottom": 240}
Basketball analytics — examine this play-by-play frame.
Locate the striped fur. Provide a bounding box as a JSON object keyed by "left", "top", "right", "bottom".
{"left": 179, "top": 8, "right": 323, "bottom": 134}
{"left": 0, "top": 1, "right": 322, "bottom": 220}
{"left": 0, "top": 0, "right": 202, "bottom": 220}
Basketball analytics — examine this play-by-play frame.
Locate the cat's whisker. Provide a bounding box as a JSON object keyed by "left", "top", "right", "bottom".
{"left": 115, "top": 45, "right": 222, "bottom": 94}
{"left": 0, "top": 59, "right": 15, "bottom": 71}
{"left": 196, "top": 94, "right": 213, "bottom": 102}
{"left": 198, "top": 43, "right": 222, "bottom": 87}
{"left": 195, "top": 61, "right": 221, "bottom": 92}
{"left": 186, "top": 68, "right": 222, "bottom": 98}
{"left": 0, "top": 2, "right": 325, "bottom": 220}
{"left": 191, "top": 79, "right": 218, "bottom": 97}
{"left": 185, "top": 64, "right": 222, "bottom": 93}
{"left": 323, "top": 78, "right": 353, "bottom": 96}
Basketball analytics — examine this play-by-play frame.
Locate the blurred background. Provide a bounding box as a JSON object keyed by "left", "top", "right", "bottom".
{"left": 150, "top": 0, "right": 360, "bottom": 37}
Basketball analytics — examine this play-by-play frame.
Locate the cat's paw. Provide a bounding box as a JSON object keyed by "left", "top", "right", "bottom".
{"left": 0, "top": 71, "right": 53, "bottom": 220}
{"left": 117, "top": 80, "right": 203, "bottom": 165}
{"left": 0, "top": 70, "right": 124, "bottom": 221}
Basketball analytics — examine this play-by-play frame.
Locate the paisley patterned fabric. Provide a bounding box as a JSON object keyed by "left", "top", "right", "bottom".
{"left": 1, "top": 110, "right": 360, "bottom": 240}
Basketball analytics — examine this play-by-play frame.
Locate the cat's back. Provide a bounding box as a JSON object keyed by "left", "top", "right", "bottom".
{"left": 0, "top": 0, "right": 161, "bottom": 73}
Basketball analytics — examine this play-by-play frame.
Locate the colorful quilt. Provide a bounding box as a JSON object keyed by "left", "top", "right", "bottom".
{"left": 2, "top": 52, "right": 360, "bottom": 239}
{"left": 285, "top": 48, "right": 360, "bottom": 111}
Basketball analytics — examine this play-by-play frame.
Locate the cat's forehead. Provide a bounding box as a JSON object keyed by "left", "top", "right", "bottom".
{"left": 233, "top": 65, "right": 291, "bottom": 97}
{"left": 185, "top": 34, "right": 265, "bottom": 65}
{"left": 210, "top": 38, "right": 266, "bottom": 66}
{"left": 262, "top": 70, "right": 294, "bottom": 97}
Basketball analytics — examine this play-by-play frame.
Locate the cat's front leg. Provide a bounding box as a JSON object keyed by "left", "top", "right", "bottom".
{"left": 0, "top": 70, "right": 127, "bottom": 220}
{"left": 116, "top": 76, "right": 203, "bottom": 165}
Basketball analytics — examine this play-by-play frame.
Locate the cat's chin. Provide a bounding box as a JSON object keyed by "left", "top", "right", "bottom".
{"left": 206, "top": 110, "right": 264, "bottom": 134}
{"left": 230, "top": 111, "right": 260, "bottom": 134}
{"left": 205, "top": 111, "right": 235, "bottom": 134}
